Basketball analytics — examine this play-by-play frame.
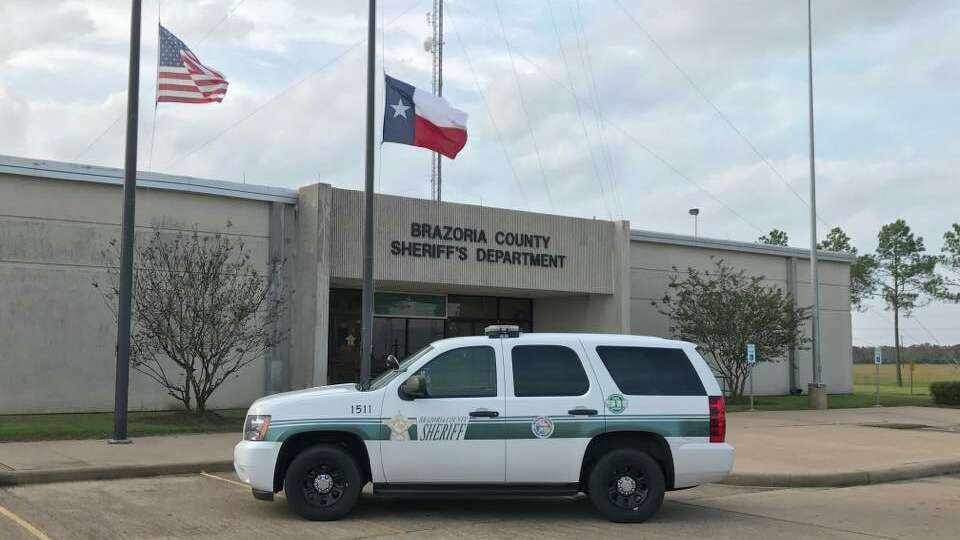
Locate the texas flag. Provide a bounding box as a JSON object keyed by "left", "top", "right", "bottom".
{"left": 382, "top": 74, "right": 468, "bottom": 159}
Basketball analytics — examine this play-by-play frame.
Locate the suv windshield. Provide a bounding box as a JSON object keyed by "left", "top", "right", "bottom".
{"left": 365, "top": 346, "right": 433, "bottom": 391}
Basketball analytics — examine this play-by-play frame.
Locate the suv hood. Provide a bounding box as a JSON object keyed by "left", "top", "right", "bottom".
{"left": 247, "top": 383, "right": 360, "bottom": 414}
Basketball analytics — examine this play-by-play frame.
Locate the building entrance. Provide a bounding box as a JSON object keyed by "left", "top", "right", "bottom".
{"left": 327, "top": 289, "right": 532, "bottom": 384}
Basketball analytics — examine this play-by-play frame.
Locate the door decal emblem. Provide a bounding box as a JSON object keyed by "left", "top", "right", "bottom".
{"left": 531, "top": 416, "right": 555, "bottom": 439}
{"left": 418, "top": 415, "right": 470, "bottom": 441}
{"left": 384, "top": 413, "right": 416, "bottom": 441}
{"left": 606, "top": 394, "right": 628, "bottom": 415}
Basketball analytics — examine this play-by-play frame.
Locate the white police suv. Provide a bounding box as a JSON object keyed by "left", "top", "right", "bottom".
{"left": 234, "top": 326, "right": 733, "bottom": 523}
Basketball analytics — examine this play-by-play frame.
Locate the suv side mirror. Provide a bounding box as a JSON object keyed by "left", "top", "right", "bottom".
{"left": 399, "top": 374, "right": 427, "bottom": 401}
{"left": 385, "top": 354, "right": 400, "bottom": 370}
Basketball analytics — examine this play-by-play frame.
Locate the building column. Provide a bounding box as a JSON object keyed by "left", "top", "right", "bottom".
{"left": 265, "top": 201, "right": 294, "bottom": 394}
{"left": 289, "top": 183, "right": 332, "bottom": 389}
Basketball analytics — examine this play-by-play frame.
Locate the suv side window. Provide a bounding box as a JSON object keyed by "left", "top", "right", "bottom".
{"left": 414, "top": 346, "right": 497, "bottom": 398}
{"left": 512, "top": 345, "right": 589, "bottom": 397}
{"left": 595, "top": 346, "right": 706, "bottom": 396}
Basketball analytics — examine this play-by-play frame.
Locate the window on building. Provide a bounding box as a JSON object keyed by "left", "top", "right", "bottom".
{"left": 414, "top": 346, "right": 498, "bottom": 398}
{"left": 595, "top": 346, "right": 706, "bottom": 396}
{"left": 511, "top": 345, "right": 589, "bottom": 397}
{"left": 446, "top": 295, "right": 532, "bottom": 337}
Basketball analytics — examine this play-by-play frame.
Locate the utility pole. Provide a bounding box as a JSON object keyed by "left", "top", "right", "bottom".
{"left": 427, "top": 0, "right": 443, "bottom": 201}
{"left": 111, "top": 0, "right": 142, "bottom": 444}
{"left": 806, "top": 0, "right": 826, "bottom": 409}
{"left": 360, "top": 0, "right": 377, "bottom": 385}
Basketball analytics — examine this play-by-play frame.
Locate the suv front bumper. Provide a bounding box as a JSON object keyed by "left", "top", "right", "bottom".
{"left": 234, "top": 440, "right": 283, "bottom": 494}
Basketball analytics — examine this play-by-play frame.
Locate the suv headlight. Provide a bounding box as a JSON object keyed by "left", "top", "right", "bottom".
{"left": 243, "top": 415, "right": 271, "bottom": 441}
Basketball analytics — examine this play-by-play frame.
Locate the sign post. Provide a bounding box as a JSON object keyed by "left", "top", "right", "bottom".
{"left": 874, "top": 347, "right": 882, "bottom": 407}
{"left": 747, "top": 344, "right": 757, "bottom": 411}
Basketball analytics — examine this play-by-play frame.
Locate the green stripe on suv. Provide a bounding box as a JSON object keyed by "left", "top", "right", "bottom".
{"left": 265, "top": 416, "right": 708, "bottom": 442}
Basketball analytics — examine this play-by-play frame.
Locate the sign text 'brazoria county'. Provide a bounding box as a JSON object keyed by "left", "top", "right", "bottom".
{"left": 390, "top": 222, "right": 567, "bottom": 269}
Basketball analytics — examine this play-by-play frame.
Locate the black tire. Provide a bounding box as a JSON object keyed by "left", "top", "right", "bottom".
{"left": 284, "top": 444, "right": 363, "bottom": 521}
{"left": 587, "top": 448, "right": 666, "bottom": 523}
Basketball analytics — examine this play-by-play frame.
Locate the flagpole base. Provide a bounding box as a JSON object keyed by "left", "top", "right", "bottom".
{"left": 808, "top": 383, "right": 828, "bottom": 410}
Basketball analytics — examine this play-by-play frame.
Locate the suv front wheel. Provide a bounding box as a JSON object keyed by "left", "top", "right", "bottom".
{"left": 587, "top": 448, "right": 665, "bottom": 523}
{"left": 284, "top": 444, "right": 363, "bottom": 520}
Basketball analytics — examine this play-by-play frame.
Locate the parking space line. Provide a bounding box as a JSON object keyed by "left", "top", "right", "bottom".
{"left": 200, "top": 471, "right": 250, "bottom": 489}
{"left": 0, "top": 504, "right": 53, "bottom": 540}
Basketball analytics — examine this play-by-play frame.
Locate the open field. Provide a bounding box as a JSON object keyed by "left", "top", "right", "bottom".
{"left": 854, "top": 363, "right": 960, "bottom": 395}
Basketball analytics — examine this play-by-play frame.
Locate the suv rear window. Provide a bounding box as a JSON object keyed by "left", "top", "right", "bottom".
{"left": 595, "top": 346, "right": 705, "bottom": 396}
{"left": 512, "top": 345, "right": 589, "bottom": 397}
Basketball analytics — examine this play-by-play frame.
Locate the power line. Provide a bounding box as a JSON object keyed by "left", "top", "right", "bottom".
{"left": 74, "top": 116, "right": 121, "bottom": 161}
{"left": 572, "top": 0, "right": 623, "bottom": 219}
{"left": 445, "top": 6, "right": 529, "bottom": 202}
{"left": 451, "top": 1, "right": 765, "bottom": 233}
{"left": 614, "top": 0, "right": 831, "bottom": 228}
{"left": 546, "top": 0, "right": 614, "bottom": 221}
{"left": 167, "top": 0, "right": 426, "bottom": 172}
{"left": 195, "top": 0, "right": 247, "bottom": 45}
{"left": 493, "top": 1, "right": 555, "bottom": 212}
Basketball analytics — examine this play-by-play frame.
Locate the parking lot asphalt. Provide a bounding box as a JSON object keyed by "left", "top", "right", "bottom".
{"left": 2, "top": 472, "right": 958, "bottom": 539}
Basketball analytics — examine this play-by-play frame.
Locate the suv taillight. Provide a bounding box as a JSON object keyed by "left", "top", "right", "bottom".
{"left": 709, "top": 396, "right": 726, "bottom": 443}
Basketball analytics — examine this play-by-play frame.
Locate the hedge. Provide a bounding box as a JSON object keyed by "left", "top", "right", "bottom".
{"left": 929, "top": 381, "right": 960, "bottom": 405}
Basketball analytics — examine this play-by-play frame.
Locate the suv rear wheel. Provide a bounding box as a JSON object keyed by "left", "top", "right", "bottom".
{"left": 587, "top": 448, "right": 665, "bottom": 523}
{"left": 284, "top": 444, "right": 363, "bottom": 520}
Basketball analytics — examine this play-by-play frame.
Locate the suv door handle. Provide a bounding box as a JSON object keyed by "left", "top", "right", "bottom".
{"left": 568, "top": 408, "right": 598, "bottom": 416}
{"left": 469, "top": 410, "right": 500, "bottom": 418}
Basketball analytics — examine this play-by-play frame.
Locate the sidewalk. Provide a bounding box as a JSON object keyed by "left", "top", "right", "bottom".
{"left": 1, "top": 407, "right": 958, "bottom": 488}
{"left": 725, "top": 406, "right": 960, "bottom": 486}
{"left": 0, "top": 433, "right": 236, "bottom": 486}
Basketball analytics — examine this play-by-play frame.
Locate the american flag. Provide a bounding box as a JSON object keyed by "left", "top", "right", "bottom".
{"left": 157, "top": 24, "right": 228, "bottom": 104}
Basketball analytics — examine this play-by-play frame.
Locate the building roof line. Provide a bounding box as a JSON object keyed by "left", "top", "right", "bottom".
{"left": 0, "top": 154, "right": 298, "bottom": 204}
{"left": 630, "top": 228, "right": 855, "bottom": 263}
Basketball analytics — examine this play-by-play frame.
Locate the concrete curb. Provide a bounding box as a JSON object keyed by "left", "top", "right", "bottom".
{"left": 3, "top": 459, "right": 959, "bottom": 490}
{"left": 723, "top": 459, "right": 960, "bottom": 488}
{"left": 0, "top": 460, "right": 234, "bottom": 487}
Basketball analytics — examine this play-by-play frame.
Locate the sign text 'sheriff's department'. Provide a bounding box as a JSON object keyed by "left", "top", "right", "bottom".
{"left": 390, "top": 222, "right": 567, "bottom": 269}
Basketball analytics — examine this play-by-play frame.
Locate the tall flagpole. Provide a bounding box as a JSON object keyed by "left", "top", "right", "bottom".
{"left": 111, "top": 0, "right": 143, "bottom": 443}
{"left": 807, "top": 0, "right": 826, "bottom": 408}
{"left": 360, "top": 0, "right": 377, "bottom": 385}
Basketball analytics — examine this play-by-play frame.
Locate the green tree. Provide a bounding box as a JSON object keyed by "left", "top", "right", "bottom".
{"left": 817, "top": 226, "right": 877, "bottom": 310}
{"left": 654, "top": 259, "right": 810, "bottom": 400}
{"left": 941, "top": 223, "right": 960, "bottom": 301}
{"left": 758, "top": 228, "right": 789, "bottom": 246}
{"left": 874, "top": 220, "right": 943, "bottom": 386}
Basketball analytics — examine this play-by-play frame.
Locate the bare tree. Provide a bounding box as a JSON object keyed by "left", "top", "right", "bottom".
{"left": 654, "top": 259, "right": 810, "bottom": 400}
{"left": 95, "top": 226, "right": 286, "bottom": 414}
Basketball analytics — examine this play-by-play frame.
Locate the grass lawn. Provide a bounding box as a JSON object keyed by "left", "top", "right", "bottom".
{"left": 725, "top": 390, "right": 933, "bottom": 412}
{"left": 0, "top": 409, "right": 246, "bottom": 442}
{"left": 853, "top": 363, "right": 960, "bottom": 395}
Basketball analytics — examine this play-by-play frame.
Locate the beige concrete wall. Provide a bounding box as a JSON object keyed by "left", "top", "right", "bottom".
{"left": 629, "top": 239, "right": 853, "bottom": 395}
{"left": 0, "top": 173, "right": 273, "bottom": 414}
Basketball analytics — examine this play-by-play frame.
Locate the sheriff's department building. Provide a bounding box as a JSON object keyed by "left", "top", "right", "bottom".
{"left": 0, "top": 155, "right": 854, "bottom": 414}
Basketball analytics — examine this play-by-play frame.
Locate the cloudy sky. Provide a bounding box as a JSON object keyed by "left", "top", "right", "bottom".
{"left": 2, "top": 0, "right": 959, "bottom": 347}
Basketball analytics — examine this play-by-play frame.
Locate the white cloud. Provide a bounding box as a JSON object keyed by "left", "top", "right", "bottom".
{"left": 2, "top": 0, "right": 960, "bottom": 343}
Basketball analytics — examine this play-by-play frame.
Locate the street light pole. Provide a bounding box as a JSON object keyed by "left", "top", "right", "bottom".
{"left": 688, "top": 208, "right": 700, "bottom": 237}
{"left": 360, "top": 0, "right": 376, "bottom": 385}
{"left": 111, "top": 0, "right": 142, "bottom": 444}
{"left": 807, "top": 0, "right": 826, "bottom": 409}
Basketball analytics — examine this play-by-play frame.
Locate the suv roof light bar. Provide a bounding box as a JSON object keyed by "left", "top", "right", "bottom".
{"left": 485, "top": 324, "right": 520, "bottom": 338}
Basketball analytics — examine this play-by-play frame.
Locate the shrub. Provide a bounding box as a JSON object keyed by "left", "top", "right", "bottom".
{"left": 929, "top": 381, "right": 960, "bottom": 405}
